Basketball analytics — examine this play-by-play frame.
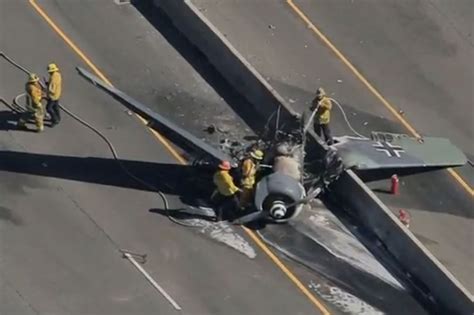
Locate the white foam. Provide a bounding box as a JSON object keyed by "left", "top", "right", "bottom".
{"left": 292, "top": 208, "right": 403, "bottom": 289}
{"left": 182, "top": 219, "right": 256, "bottom": 259}
{"left": 309, "top": 281, "right": 384, "bottom": 315}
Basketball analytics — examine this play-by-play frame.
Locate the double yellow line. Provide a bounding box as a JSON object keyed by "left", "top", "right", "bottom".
{"left": 28, "top": 1, "right": 330, "bottom": 313}
{"left": 286, "top": 0, "right": 473, "bottom": 197}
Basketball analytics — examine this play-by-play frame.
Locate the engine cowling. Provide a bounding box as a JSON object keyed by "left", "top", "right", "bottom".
{"left": 254, "top": 172, "right": 305, "bottom": 222}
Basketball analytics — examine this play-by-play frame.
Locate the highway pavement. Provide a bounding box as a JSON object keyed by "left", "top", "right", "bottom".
{"left": 191, "top": 0, "right": 474, "bottom": 294}
{"left": 0, "top": 1, "right": 334, "bottom": 314}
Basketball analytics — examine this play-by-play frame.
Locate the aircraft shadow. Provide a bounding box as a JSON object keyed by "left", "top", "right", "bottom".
{"left": 0, "top": 150, "right": 214, "bottom": 199}
{"left": 0, "top": 150, "right": 279, "bottom": 226}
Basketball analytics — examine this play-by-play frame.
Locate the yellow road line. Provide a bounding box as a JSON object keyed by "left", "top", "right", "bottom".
{"left": 286, "top": 0, "right": 473, "bottom": 197}
{"left": 136, "top": 114, "right": 187, "bottom": 165}
{"left": 448, "top": 168, "right": 473, "bottom": 194}
{"left": 243, "top": 227, "right": 331, "bottom": 315}
{"left": 29, "top": 0, "right": 111, "bottom": 85}
{"left": 29, "top": 0, "right": 186, "bottom": 164}
{"left": 29, "top": 0, "right": 328, "bottom": 312}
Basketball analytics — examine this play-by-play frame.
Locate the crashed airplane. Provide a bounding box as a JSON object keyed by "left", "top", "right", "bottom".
{"left": 77, "top": 66, "right": 467, "bottom": 224}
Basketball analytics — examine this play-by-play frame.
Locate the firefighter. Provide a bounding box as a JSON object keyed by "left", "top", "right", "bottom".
{"left": 46, "top": 63, "right": 62, "bottom": 126}
{"left": 212, "top": 160, "right": 240, "bottom": 221}
{"left": 18, "top": 73, "right": 44, "bottom": 132}
{"left": 312, "top": 87, "right": 333, "bottom": 145}
{"left": 240, "top": 149, "right": 264, "bottom": 208}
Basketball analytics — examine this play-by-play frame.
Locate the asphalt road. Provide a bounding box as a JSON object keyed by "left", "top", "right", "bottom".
{"left": 0, "top": 1, "right": 332, "bottom": 314}
{"left": 191, "top": 0, "right": 474, "bottom": 294}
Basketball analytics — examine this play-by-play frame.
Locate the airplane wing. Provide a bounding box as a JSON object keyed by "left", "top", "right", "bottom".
{"left": 77, "top": 67, "right": 235, "bottom": 165}
{"left": 331, "top": 132, "right": 467, "bottom": 171}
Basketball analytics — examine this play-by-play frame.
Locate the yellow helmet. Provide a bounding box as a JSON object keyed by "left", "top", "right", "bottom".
{"left": 316, "top": 87, "right": 326, "bottom": 96}
{"left": 250, "top": 149, "right": 264, "bottom": 160}
{"left": 47, "top": 63, "right": 59, "bottom": 73}
{"left": 28, "top": 73, "right": 40, "bottom": 83}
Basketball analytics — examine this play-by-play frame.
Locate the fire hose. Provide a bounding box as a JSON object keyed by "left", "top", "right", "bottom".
{"left": 0, "top": 51, "right": 200, "bottom": 228}
{"left": 303, "top": 93, "right": 369, "bottom": 139}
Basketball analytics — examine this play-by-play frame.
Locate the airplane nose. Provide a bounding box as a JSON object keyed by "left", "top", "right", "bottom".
{"left": 270, "top": 201, "right": 287, "bottom": 219}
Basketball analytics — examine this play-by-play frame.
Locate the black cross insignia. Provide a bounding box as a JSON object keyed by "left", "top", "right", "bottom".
{"left": 372, "top": 141, "right": 405, "bottom": 158}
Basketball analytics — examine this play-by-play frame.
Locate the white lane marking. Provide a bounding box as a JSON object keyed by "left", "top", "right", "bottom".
{"left": 123, "top": 253, "right": 182, "bottom": 311}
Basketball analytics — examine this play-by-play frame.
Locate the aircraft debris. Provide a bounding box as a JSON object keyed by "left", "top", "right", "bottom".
{"left": 78, "top": 66, "right": 467, "bottom": 225}
{"left": 204, "top": 124, "right": 216, "bottom": 134}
